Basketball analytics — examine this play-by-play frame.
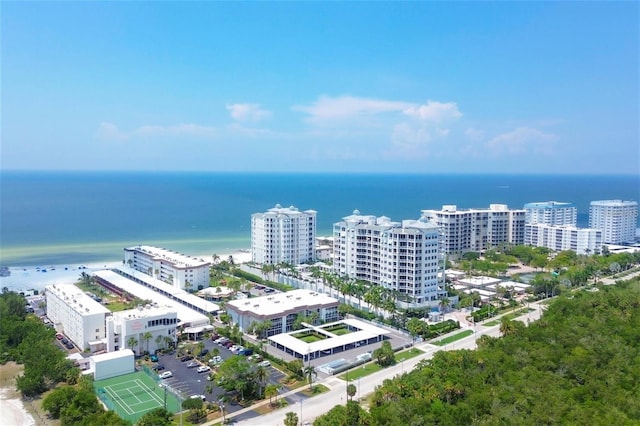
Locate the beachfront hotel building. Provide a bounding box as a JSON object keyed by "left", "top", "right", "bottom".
{"left": 524, "top": 201, "right": 577, "bottom": 226}
{"left": 251, "top": 204, "right": 317, "bottom": 265}
{"left": 225, "top": 289, "right": 339, "bottom": 336}
{"left": 420, "top": 204, "right": 526, "bottom": 257}
{"left": 525, "top": 224, "right": 602, "bottom": 255}
{"left": 589, "top": 200, "right": 639, "bottom": 245}
{"left": 45, "top": 284, "right": 111, "bottom": 352}
{"left": 105, "top": 304, "right": 178, "bottom": 355}
{"left": 332, "top": 211, "right": 447, "bottom": 309}
{"left": 123, "top": 245, "right": 210, "bottom": 291}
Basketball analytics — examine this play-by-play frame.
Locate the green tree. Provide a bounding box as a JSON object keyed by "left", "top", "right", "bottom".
{"left": 303, "top": 364, "right": 317, "bottom": 390}
{"left": 136, "top": 407, "right": 173, "bottom": 426}
{"left": 127, "top": 336, "right": 139, "bottom": 356}
{"left": 42, "top": 385, "right": 76, "bottom": 418}
{"left": 284, "top": 411, "right": 299, "bottom": 426}
{"left": 347, "top": 383, "right": 357, "bottom": 400}
{"left": 372, "top": 341, "right": 395, "bottom": 367}
{"left": 142, "top": 331, "right": 153, "bottom": 354}
{"left": 406, "top": 317, "right": 424, "bottom": 346}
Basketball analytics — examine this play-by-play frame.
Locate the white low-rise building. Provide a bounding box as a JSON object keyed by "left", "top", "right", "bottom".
{"left": 45, "top": 284, "right": 111, "bottom": 352}
{"left": 525, "top": 224, "right": 602, "bottom": 255}
{"left": 106, "top": 305, "right": 178, "bottom": 355}
{"left": 225, "top": 289, "right": 339, "bottom": 336}
{"left": 124, "top": 245, "right": 211, "bottom": 291}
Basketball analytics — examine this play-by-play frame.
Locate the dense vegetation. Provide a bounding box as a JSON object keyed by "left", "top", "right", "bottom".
{"left": 0, "top": 289, "right": 77, "bottom": 396}
{"left": 315, "top": 278, "right": 640, "bottom": 425}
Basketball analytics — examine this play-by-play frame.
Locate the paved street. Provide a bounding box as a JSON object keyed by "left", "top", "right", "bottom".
{"left": 208, "top": 303, "right": 545, "bottom": 426}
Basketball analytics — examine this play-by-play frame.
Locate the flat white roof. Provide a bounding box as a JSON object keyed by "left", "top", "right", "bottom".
{"left": 268, "top": 319, "right": 390, "bottom": 356}
{"left": 111, "top": 304, "right": 177, "bottom": 321}
{"left": 463, "top": 288, "right": 495, "bottom": 297}
{"left": 93, "top": 270, "right": 211, "bottom": 327}
{"left": 91, "top": 348, "right": 134, "bottom": 363}
{"left": 458, "top": 276, "right": 502, "bottom": 287}
{"left": 46, "top": 284, "right": 111, "bottom": 316}
{"left": 227, "top": 289, "right": 338, "bottom": 318}
{"left": 125, "top": 245, "right": 210, "bottom": 269}
{"left": 115, "top": 267, "right": 220, "bottom": 314}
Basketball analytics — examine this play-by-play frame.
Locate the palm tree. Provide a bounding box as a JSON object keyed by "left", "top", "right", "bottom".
{"left": 499, "top": 317, "right": 517, "bottom": 337}
{"left": 439, "top": 297, "right": 451, "bottom": 313}
{"left": 254, "top": 365, "right": 268, "bottom": 397}
{"left": 184, "top": 279, "right": 192, "bottom": 292}
{"left": 127, "top": 336, "right": 139, "bottom": 356}
{"left": 347, "top": 383, "right": 357, "bottom": 400}
{"left": 155, "top": 335, "right": 164, "bottom": 351}
{"left": 265, "top": 384, "right": 280, "bottom": 406}
{"left": 142, "top": 332, "right": 153, "bottom": 354}
{"left": 163, "top": 336, "right": 174, "bottom": 350}
{"left": 303, "top": 365, "right": 317, "bottom": 390}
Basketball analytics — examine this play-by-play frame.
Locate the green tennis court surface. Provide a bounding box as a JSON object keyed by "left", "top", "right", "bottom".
{"left": 94, "top": 371, "right": 181, "bottom": 423}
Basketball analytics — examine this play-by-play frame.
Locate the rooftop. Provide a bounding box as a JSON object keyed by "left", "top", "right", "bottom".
{"left": 226, "top": 289, "right": 338, "bottom": 318}
{"left": 46, "top": 284, "right": 111, "bottom": 316}
{"left": 125, "top": 245, "right": 210, "bottom": 269}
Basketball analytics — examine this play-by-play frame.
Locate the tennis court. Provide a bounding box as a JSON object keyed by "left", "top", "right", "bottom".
{"left": 94, "top": 371, "right": 181, "bottom": 423}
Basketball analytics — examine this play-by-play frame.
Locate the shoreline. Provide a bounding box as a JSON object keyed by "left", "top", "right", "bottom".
{"left": 0, "top": 249, "right": 252, "bottom": 293}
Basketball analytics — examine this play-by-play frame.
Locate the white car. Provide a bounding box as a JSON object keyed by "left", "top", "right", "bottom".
{"left": 159, "top": 371, "right": 173, "bottom": 379}
{"left": 258, "top": 360, "right": 271, "bottom": 367}
{"left": 209, "top": 355, "right": 223, "bottom": 365}
{"left": 190, "top": 394, "right": 206, "bottom": 401}
{"left": 197, "top": 365, "right": 211, "bottom": 373}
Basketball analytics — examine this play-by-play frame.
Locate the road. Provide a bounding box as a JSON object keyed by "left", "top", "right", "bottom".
{"left": 226, "top": 303, "right": 544, "bottom": 426}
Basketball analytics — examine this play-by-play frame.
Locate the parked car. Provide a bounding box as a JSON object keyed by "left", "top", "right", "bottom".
{"left": 159, "top": 371, "right": 173, "bottom": 379}
{"left": 210, "top": 334, "right": 220, "bottom": 341}
{"left": 196, "top": 365, "right": 211, "bottom": 373}
{"left": 190, "top": 394, "right": 206, "bottom": 401}
{"left": 56, "top": 333, "right": 64, "bottom": 340}
{"left": 264, "top": 288, "right": 275, "bottom": 293}
{"left": 180, "top": 355, "right": 194, "bottom": 362}
{"left": 247, "top": 354, "right": 262, "bottom": 362}
{"left": 150, "top": 354, "right": 158, "bottom": 362}
{"left": 60, "top": 338, "right": 69, "bottom": 345}
{"left": 255, "top": 285, "right": 265, "bottom": 290}
{"left": 216, "top": 337, "right": 230, "bottom": 345}
{"left": 65, "top": 342, "right": 74, "bottom": 350}
{"left": 239, "top": 349, "right": 254, "bottom": 356}
{"left": 153, "top": 364, "right": 165, "bottom": 371}
{"left": 209, "top": 355, "right": 223, "bottom": 365}
{"left": 186, "top": 361, "right": 199, "bottom": 368}
{"left": 199, "top": 348, "right": 209, "bottom": 357}
{"left": 258, "top": 360, "right": 271, "bottom": 367}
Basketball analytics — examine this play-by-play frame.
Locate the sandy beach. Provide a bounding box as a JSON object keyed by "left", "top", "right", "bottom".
{"left": 0, "top": 250, "right": 252, "bottom": 293}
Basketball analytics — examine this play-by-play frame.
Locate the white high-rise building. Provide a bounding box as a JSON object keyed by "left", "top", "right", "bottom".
{"left": 45, "top": 284, "right": 111, "bottom": 352}
{"left": 421, "top": 204, "right": 525, "bottom": 257}
{"left": 524, "top": 201, "right": 577, "bottom": 226}
{"left": 251, "top": 204, "right": 317, "bottom": 265}
{"left": 333, "top": 211, "right": 446, "bottom": 308}
{"left": 525, "top": 224, "right": 602, "bottom": 255}
{"left": 589, "top": 200, "right": 638, "bottom": 244}
{"left": 123, "top": 246, "right": 211, "bottom": 291}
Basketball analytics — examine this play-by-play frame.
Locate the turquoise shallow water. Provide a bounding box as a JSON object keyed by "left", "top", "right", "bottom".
{"left": 1, "top": 171, "right": 637, "bottom": 266}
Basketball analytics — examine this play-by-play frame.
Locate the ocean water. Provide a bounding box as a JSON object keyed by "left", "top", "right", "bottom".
{"left": 1, "top": 171, "right": 638, "bottom": 266}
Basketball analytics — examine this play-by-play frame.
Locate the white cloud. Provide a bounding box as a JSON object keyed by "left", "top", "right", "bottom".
{"left": 293, "top": 95, "right": 413, "bottom": 125}
{"left": 403, "top": 100, "right": 462, "bottom": 122}
{"left": 95, "top": 122, "right": 217, "bottom": 141}
{"left": 226, "top": 103, "right": 272, "bottom": 122}
{"left": 96, "top": 122, "right": 129, "bottom": 141}
{"left": 486, "top": 127, "right": 558, "bottom": 155}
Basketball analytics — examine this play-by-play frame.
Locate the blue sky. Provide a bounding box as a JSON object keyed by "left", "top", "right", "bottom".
{"left": 2, "top": 2, "right": 638, "bottom": 174}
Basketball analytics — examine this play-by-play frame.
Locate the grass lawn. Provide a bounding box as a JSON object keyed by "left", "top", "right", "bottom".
{"left": 331, "top": 328, "right": 351, "bottom": 336}
{"left": 301, "top": 384, "right": 330, "bottom": 397}
{"left": 395, "top": 347, "right": 423, "bottom": 362}
{"left": 484, "top": 308, "right": 534, "bottom": 326}
{"left": 433, "top": 330, "right": 473, "bottom": 346}
{"left": 298, "top": 334, "right": 324, "bottom": 343}
{"left": 338, "top": 362, "right": 383, "bottom": 381}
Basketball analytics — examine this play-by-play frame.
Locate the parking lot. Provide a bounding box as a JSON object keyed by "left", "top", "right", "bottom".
{"left": 150, "top": 334, "right": 296, "bottom": 416}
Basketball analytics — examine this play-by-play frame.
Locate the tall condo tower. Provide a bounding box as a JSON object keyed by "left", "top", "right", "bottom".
{"left": 251, "top": 204, "right": 317, "bottom": 265}
{"left": 589, "top": 200, "right": 638, "bottom": 244}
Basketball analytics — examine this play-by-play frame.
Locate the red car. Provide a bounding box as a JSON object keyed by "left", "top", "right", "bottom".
{"left": 56, "top": 333, "right": 64, "bottom": 340}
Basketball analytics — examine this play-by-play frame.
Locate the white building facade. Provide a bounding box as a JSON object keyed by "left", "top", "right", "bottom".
{"left": 123, "top": 246, "right": 211, "bottom": 291}
{"left": 421, "top": 204, "right": 525, "bottom": 257}
{"left": 524, "top": 201, "right": 577, "bottom": 226}
{"left": 105, "top": 305, "right": 178, "bottom": 355}
{"left": 251, "top": 204, "right": 317, "bottom": 265}
{"left": 589, "top": 200, "right": 639, "bottom": 244}
{"left": 225, "top": 289, "right": 339, "bottom": 336}
{"left": 332, "top": 211, "right": 447, "bottom": 309}
{"left": 45, "top": 284, "right": 111, "bottom": 352}
{"left": 525, "top": 224, "right": 602, "bottom": 255}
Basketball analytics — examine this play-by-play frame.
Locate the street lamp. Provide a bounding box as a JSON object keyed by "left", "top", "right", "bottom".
{"left": 299, "top": 399, "right": 303, "bottom": 425}
{"left": 218, "top": 399, "right": 225, "bottom": 424}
